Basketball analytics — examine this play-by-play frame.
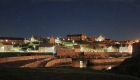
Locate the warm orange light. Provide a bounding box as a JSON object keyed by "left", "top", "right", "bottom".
{"left": 136, "top": 40, "right": 139, "bottom": 42}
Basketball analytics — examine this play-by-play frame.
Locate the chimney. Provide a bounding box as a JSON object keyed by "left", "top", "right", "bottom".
{"left": 71, "top": 33, "right": 72, "bottom": 35}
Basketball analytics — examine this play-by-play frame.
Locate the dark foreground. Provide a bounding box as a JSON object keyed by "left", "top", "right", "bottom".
{"left": 0, "top": 67, "right": 139, "bottom": 80}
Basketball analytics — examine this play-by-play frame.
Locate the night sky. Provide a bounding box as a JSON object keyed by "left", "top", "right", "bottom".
{"left": 0, "top": 0, "right": 140, "bottom": 41}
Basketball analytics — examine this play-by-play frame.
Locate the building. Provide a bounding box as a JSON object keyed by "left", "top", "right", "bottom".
{"left": 30, "top": 35, "right": 48, "bottom": 42}
{"left": 73, "top": 45, "right": 80, "bottom": 52}
{"left": 107, "top": 46, "right": 118, "bottom": 52}
{"left": 96, "top": 34, "right": 105, "bottom": 41}
{"left": 90, "top": 35, "right": 96, "bottom": 41}
{"left": 0, "top": 37, "right": 24, "bottom": 45}
{"left": 132, "top": 42, "right": 140, "bottom": 57}
{"left": 0, "top": 42, "right": 13, "bottom": 52}
{"left": 119, "top": 44, "right": 128, "bottom": 52}
{"left": 38, "top": 43, "right": 55, "bottom": 53}
{"left": 66, "top": 33, "right": 87, "bottom": 41}
{"left": 50, "top": 35, "right": 55, "bottom": 44}
{"left": 101, "top": 45, "right": 118, "bottom": 52}
{"left": 55, "top": 37, "right": 62, "bottom": 43}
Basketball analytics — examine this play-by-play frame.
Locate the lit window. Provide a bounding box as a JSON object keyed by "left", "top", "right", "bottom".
{"left": 99, "top": 39, "right": 102, "bottom": 41}
{"left": 68, "top": 39, "right": 70, "bottom": 40}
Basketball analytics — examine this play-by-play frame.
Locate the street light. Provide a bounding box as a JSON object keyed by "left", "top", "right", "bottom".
{"left": 33, "top": 45, "right": 36, "bottom": 50}
{"left": 72, "top": 40, "right": 75, "bottom": 44}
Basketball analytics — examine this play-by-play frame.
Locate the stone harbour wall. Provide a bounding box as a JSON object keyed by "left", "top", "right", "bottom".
{"left": 0, "top": 55, "right": 55, "bottom": 63}
{"left": 88, "top": 56, "right": 131, "bottom": 65}
{"left": 45, "top": 58, "right": 72, "bottom": 67}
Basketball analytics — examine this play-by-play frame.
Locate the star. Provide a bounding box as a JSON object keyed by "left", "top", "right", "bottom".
{"left": 19, "top": 16, "right": 20, "bottom": 17}
{"left": 18, "top": 19, "right": 19, "bottom": 21}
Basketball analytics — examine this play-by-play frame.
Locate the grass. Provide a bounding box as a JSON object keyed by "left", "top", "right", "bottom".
{"left": 0, "top": 67, "right": 139, "bottom": 80}
{"left": 13, "top": 47, "right": 22, "bottom": 50}
{"left": 28, "top": 43, "right": 39, "bottom": 46}
{"left": 13, "top": 43, "right": 39, "bottom": 50}
{"left": 62, "top": 41, "right": 99, "bottom": 45}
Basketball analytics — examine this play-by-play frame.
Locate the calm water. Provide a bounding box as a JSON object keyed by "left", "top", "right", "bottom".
{"left": 57, "top": 59, "right": 118, "bottom": 70}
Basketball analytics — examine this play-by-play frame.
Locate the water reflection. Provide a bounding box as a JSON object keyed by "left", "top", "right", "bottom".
{"left": 88, "top": 64, "right": 118, "bottom": 70}
{"left": 57, "top": 59, "right": 118, "bottom": 70}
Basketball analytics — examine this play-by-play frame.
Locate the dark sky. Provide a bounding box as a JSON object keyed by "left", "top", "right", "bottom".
{"left": 0, "top": 0, "right": 140, "bottom": 41}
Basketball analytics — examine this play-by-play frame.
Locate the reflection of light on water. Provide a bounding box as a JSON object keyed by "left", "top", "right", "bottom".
{"left": 89, "top": 65, "right": 117, "bottom": 70}
{"left": 107, "top": 66, "right": 112, "bottom": 70}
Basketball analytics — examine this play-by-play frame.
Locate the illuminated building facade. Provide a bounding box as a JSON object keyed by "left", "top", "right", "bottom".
{"left": 0, "top": 37, "right": 24, "bottom": 45}
{"left": 96, "top": 34, "right": 105, "bottom": 41}
{"left": 38, "top": 43, "right": 55, "bottom": 53}
{"left": 90, "top": 35, "right": 96, "bottom": 41}
{"left": 66, "top": 33, "right": 87, "bottom": 41}
{"left": 0, "top": 42, "right": 13, "bottom": 52}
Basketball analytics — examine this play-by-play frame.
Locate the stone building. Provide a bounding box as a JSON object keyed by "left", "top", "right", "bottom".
{"left": 96, "top": 34, "right": 105, "bottom": 41}
{"left": 132, "top": 42, "right": 140, "bottom": 57}
{"left": 30, "top": 35, "right": 48, "bottom": 42}
{"left": 66, "top": 33, "right": 87, "bottom": 41}
{"left": 50, "top": 35, "right": 55, "bottom": 44}
{"left": 119, "top": 44, "right": 129, "bottom": 52}
{"left": 90, "top": 35, "right": 96, "bottom": 41}
{"left": 38, "top": 43, "right": 55, "bottom": 53}
{"left": 101, "top": 45, "right": 118, "bottom": 52}
{"left": 0, "top": 37, "right": 24, "bottom": 45}
{"left": 73, "top": 45, "right": 80, "bottom": 52}
{"left": 107, "top": 46, "right": 118, "bottom": 52}
{"left": 0, "top": 42, "right": 13, "bottom": 52}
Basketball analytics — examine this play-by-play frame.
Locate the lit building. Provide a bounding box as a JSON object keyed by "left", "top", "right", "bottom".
{"left": 73, "top": 45, "right": 80, "bottom": 52}
{"left": 0, "top": 42, "right": 13, "bottom": 52}
{"left": 50, "top": 35, "right": 55, "bottom": 44}
{"left": 107, "top": 46, "right": 118, "bottom": 52}
{"left": 90, "top": 35, "right": 97, "bottom": 41}
{"left": 101, "top": 45, "right": 118, "bottom": 52}
{"left": 96, "top": 34, "right": 105, "bottom": 41}
{"left": 38, "top": 43, "right": 55, "bottom": 53}
{"left": 66, "top": 33, "right": 87, "bottom": 41}
{"left": 31, "top": 35, "right": 46, "bottom": 42}
{"left": 119, "top": 44, "right": 129, "bottom": 52}
{"left": 0, "top": 37, "right": 24, "bottom": 45}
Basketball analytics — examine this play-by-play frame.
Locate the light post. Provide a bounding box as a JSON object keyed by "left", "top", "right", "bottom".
{"left": 33, "top": 45, "right": 36, "bottom": 50}
{"left": 72, "top": 40, "right": 75, "bottom": 44}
